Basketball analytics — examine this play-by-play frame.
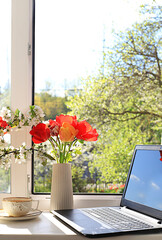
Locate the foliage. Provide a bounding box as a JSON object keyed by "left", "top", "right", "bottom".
{"left": 104, "top": 5, "right": 162, "bottom": 122}
{"left": 34, "top": 162, "right": 52, "bottom": 193}
{"left": 0, "top": 168, "right": 10, "bottom": 193}
{"left": 68, "top": 6, "right": 162, "bottom": 124}
{"left": 71, "top": 164, "right": 87, "bottom": 192}
{"left": 35, "top": 92, "right": 69, "bottom": 120}
{"left": 67, "top": 4, "right": 162, "bottom": 187}
{"left": 0, "top": 88, "right": 10, "bottom": 108}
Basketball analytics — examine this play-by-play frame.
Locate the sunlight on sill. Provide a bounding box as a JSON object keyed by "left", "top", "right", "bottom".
{"left": 0, "top": 224, "right": 31, "bottom": 234}
{"left": 43, "top": 212, "right": 76, "bottom": 235}
{"left": 0, "top": 212, "right": 76, "bottom": 235}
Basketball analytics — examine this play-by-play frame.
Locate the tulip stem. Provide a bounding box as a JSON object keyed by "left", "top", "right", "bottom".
{"left": 64, "top": 139, "right": 78, "bottom": 162}
{"left": 63, "top": 142, "right": 67, "bottom": 163}
{"left": 49, "top": 137, "right": 60, "bottom": 163}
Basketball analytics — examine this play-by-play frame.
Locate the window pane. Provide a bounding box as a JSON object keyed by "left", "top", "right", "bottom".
{"left": 34, "top": 0, "right": 161, "bottom": 193}
{"left": 0, "top": 0, "right": 11, "bottom": 193}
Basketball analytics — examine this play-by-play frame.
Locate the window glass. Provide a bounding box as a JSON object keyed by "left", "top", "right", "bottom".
{"left": 34, "top": 0, "right": 161, "bottom": 193}
{"left": 0, "top": 0, "right": 11, "bottom": 193}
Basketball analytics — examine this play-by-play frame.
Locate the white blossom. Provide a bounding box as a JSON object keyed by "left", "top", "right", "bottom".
{"left": 34, "top": 105, "right": 45, "bottom": 118}
{"left": 0, "top": 107, "right": 11, "bottom": 121}
{"left": 26, "top": 105, "right": 45, "bottom": 126}
{"left": 36, "top": 151, "right": 48, "bottom": 164}
{"left": 15, "top": 157, "right": 26, "bottom": 164}
{"left": 0, "top": 105, "right": 56, "bottom": 167}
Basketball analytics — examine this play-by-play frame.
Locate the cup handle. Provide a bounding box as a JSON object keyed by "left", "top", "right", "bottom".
{"left": 31, "top": 200, "right": 39, "bottom": 210}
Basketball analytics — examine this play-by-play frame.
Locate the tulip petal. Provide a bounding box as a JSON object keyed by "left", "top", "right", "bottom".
{"left": 59, "top": 122, "right": 78, "bottom": 142}
{"left": 56, "top": 115, "right": 77, "bottom": 127}
{"left": 76, "top": 120, "right": 99, "bottom": 141}
{"left": 30, "top": 123, "right": 51, "bottom": 144}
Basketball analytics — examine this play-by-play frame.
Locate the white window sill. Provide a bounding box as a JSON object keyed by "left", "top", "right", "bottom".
{"left": 0, "top": 211, "right": 162, "bottom": 240}
{"left": 31, "top": 194, "right": 122, "bottom": 210}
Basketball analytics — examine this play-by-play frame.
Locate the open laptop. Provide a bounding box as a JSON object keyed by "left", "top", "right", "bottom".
{"left": 52, "top": 145, "right": 162, "bottom": 237}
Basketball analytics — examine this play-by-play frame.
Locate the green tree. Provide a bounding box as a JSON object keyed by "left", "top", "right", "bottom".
{"left": 35, "top": 92, "right": 69, "bottom": 120}
{"left": 71, "top": 165, "right": 87, "bottom": 192}
{"left": 0, "top": 168, "right": 10, "bottom": 193}
{"left": 34, "top": 162, "right": 52, "bottom": 193}
{"left": 0, "top": 87, "right": 10, "bottom": 107}
{"left": 67, "top": 5, "right": 162, "bottom": 188}
{"left": 68, "top": 5, "right": 161, "bottom": 124}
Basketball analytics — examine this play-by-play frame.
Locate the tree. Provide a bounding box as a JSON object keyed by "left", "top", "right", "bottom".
{"left": 0, "top": 168, "right": 10, "bottom": 193}
{"left": 67, "top": 5, "right": 162, "bottom": 187}
{"left": 0, "top": 87, "right": 10, "bottom": 107}
{"left": 103, "top": 4, "right": 162, "bottom": 122}
{"left": 71, "top": 165, "right": 87, "bottom": 192}
{"left": 34, "top": 161, "right": 52, "bottom": 193}
{"left": 35, "top": 92, "right": 69, "bottom": 120}
{"left": 68, "top": 5, "right": 161, "bottom": 124}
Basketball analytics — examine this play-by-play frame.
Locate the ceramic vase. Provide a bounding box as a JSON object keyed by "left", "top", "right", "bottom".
{"left": 50, "top": 163, "right": 73, "bottom": 211}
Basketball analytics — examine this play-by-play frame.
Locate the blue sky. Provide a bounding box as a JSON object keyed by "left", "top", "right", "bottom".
{"left": 125, "top": 150, "right": 162, "bottom": 210}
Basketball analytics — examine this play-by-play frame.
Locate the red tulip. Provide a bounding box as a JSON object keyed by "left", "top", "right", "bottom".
{"left": 0, "top": 117, "right": 8, "bottom": 129}
{"left": 56, "top": 114, "right": 77, "bottom": 128}
{"left": 30, "top": 123, "right": 51, "bottom": 144}
{"left": 76, "top": 120, "right": 99, "bottom": 141}
{"left": 48, "top": 119, "right": 60, "bottom": 136}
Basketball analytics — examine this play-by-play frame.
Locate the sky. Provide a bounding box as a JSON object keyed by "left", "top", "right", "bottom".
{"left": 0, "top": 0, "right": 11, "bottom": 93}
{"left": 0, "top": 0, "right": 161, "bottom": 96}
{"left": 125, "top": 150, "right": 162, "bottom": 211}
{"left": 35, "top": 0, "right": 161, "bottom": 96}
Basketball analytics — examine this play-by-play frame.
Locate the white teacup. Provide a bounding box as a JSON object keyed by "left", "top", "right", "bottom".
{"left": 2, "top": 197, "right": 39, "bottom": 217}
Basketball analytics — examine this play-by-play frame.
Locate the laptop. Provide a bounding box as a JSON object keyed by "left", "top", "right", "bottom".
{"left": 52, "top": 145, "right": 162, "bottom": 237}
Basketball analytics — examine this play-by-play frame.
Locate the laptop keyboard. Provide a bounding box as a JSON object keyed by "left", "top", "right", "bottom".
{"left": 82, "top": 207, "right": 153, "bottom": 231}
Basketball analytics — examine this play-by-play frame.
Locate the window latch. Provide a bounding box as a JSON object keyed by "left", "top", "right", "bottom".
{"left": 28, "top": 43, "right": 32, "bottom": 56}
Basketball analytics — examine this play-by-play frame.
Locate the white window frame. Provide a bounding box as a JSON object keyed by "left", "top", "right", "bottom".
{"left": 0, "top": 0, "right": 121, "bottom": 210}
{"left": 0, "top": 0, "right": 32, "bottom": 206}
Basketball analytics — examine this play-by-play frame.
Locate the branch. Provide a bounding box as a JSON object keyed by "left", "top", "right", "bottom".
{"left": 129, "top": 34, "right": 158, "bottom": 59}
{"left": 102, "top": 108, "right": 162, "bottom": 119}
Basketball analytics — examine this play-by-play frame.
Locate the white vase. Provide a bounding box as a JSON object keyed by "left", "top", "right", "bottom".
{"left": 50, "top": 163, "right": 73, "bottom": 211}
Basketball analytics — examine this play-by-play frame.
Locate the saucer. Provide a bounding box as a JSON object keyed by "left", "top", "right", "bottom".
{"left": 0, "top": 209, "right": 42, "bottom": 221}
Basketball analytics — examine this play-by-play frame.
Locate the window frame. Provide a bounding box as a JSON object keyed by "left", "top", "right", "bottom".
{"left": 0, "top": 0, "right": 33, "bottom": 205}
{"left": 0, "top": 0, "right": 122, "bottom": 210}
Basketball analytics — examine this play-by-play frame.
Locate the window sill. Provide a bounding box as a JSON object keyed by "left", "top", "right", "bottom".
{"left": 31, "top": 194, "right": 122, "bottom": 210}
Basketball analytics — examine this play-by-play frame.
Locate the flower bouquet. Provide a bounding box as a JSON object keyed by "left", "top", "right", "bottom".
{"left": 29, "top": 114, "right": 99, "bottom": 164}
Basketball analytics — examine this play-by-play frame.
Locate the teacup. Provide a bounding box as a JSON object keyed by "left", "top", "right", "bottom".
{"left": 2, "top": 197, "right": 39, "bottom": 217}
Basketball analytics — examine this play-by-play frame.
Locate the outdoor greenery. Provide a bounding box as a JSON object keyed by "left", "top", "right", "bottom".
{"left": 0, "top": 168, "right": 10, "bottom": 193}
{"left": 0, "top": 88, "right": 10, "bottom": 108}
{"left": 35, "top": 91, "right": 68, "bottom": 120}
{"left": 34, "top": 4, "right": 161, "bottom": 193}
{"left": 34, "top": 162, "right": 52, "bottom": 193}
{"left": 66, "top": 4, "right": 162, "bottom": 192}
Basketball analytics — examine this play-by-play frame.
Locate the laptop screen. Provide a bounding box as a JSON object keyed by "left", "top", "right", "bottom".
{"left": 124, "top": 149, "right": 162, "bottom": 211}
